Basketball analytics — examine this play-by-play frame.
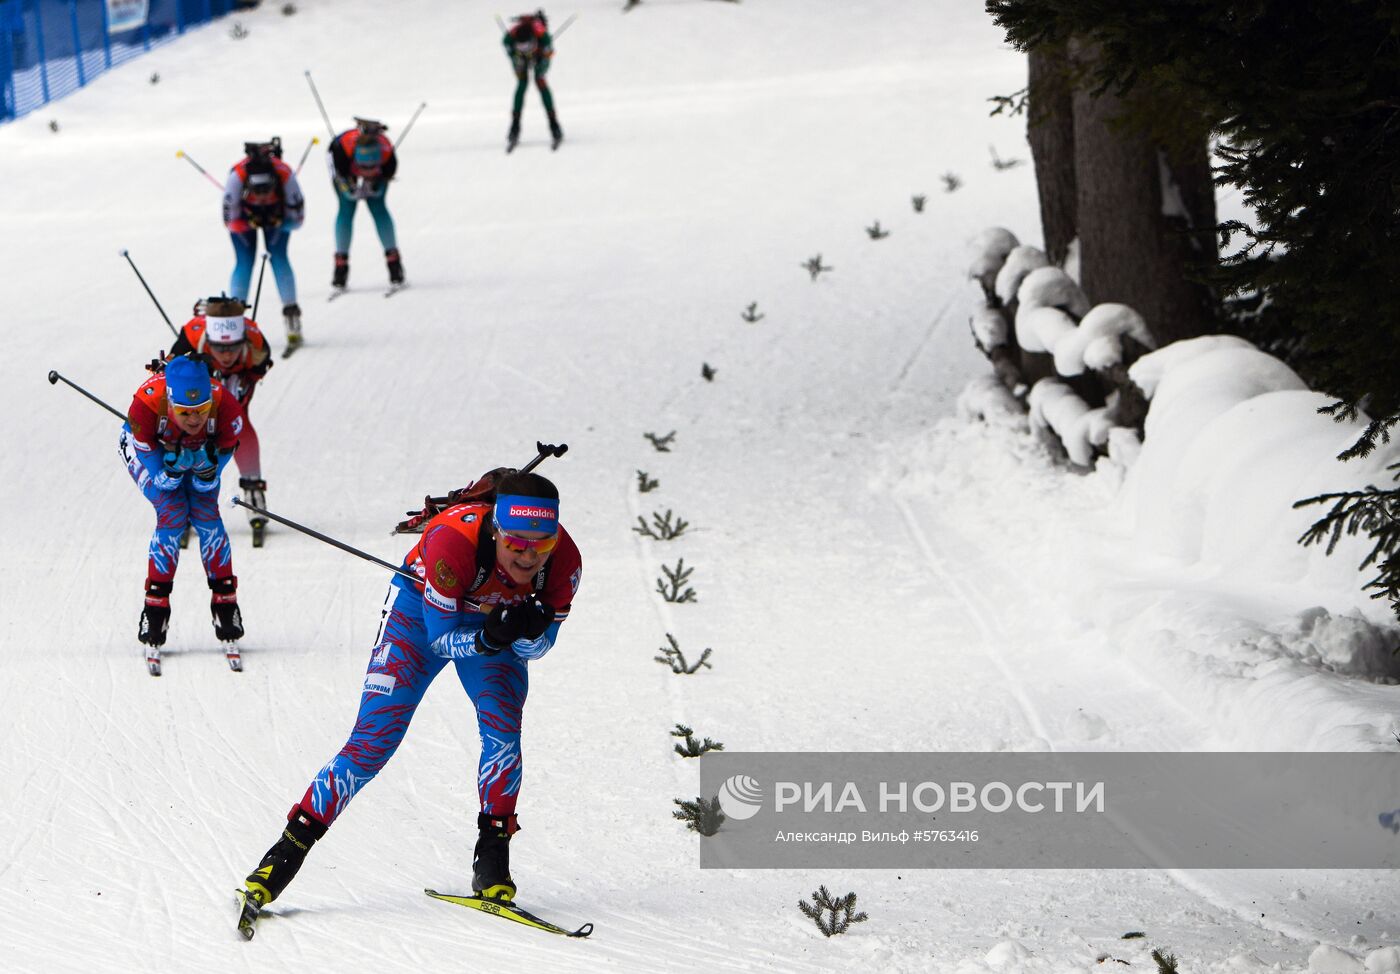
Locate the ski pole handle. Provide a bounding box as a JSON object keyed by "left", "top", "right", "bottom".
{"left": 521, "top": 441, "right": 568, "bottom": 475}
{"left": 294, "top": 135, "right": 319, "bottom": 175}
{"left": 48, "top": 370, "right": 127, "bottom": 422}
{"left": 176, "top": 150, "right": 224, "bottom": 191}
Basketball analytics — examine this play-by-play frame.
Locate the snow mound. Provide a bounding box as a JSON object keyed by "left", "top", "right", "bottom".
{"left": 968, "top": 227, "right": 1021, "bottom": 286}
{"left": 1052, "top": 303, "right": 1154, "bottom": 376}
{"left": 1028, "top": 378, "right": 1092, "bottom": 466}
{"left": 1310, "top": 944, "right": 1365, "bottom": 972}
{"left": 1016, "top": 305, "right": 1077, "bottom": 354}
{"left": 1126, "top": 333, "right": 1256, "bottom": 399}
{"left": 1016, "top": 266, "right": 1090, "bottom": 318}
{"left": 958, "top": 375, "right": 1028, "bottom": 429}
{"left": 971, "top": 307, "right": 1010, "bottom": 350}
{"left": 994, "top": 245, "right": 1049, "bottom": 306}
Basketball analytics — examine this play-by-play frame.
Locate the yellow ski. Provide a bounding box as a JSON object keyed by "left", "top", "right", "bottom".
{"left": 424, "top": 889, "right": 593, "bottom": 938}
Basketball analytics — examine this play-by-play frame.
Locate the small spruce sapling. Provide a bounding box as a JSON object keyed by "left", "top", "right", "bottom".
{"left": 282, "top": 3, "right": 298, "bottom": 13}
{"left": 701, "top": 363, "right": 716, "bottom": 381}
{"left": 1151, "top": 949, "right": 1179, "bottom": 974}
{"left": 644, "top": 430, "right": 676, "bottom": 452}
{"left": 230, "top": 21, "right": 249, "bottom": 39}
{"left": 636, "top": 469, "right": 659, "bottom": 493}
{"left": 741, "top": 301, "right": 765, "bottom": 323}
{"left": 149, "top": 72, "right": 160, "bottom": 84}
{"left": 798, "top": 885, "right": 868, "bottom": 937}
{"left": 911, "top": 194, "right": 927, "bottom": 213}
{"left": 48, "top": 119, "right": 59, "bottom": 133}
{"left": 671, "top": 723, "right": 724, "bottom": 757}
{"left": 656, "top": 559, "right": 697, "bottom": 603}
{"left": 865, "top": 220, "right": 890, "bottom": 240}
{"left": 989, "top": 144, "right": 1024, "bottom": 170}
{"left": 802, "top": 254, "right": 833, "bottom": 281}
{"left": 941, "top": 171, "right": 963, "bottom": 193}
{"left": 672, "top": 796, "right": 724, "bottom": 835}
{"left": 634, "top": 509, "right": 690, "bottom": 540}
{"left": 655, "top": 633, "right": 712, "bottom": 673}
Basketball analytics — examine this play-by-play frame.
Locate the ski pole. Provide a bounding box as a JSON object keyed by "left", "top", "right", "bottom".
{"left": 176, "top": 149, "right": 224, "bottom": 191}
{"left": 494, "top": 13, "right": 506, "bottom": 32}
{"left": 251, "top": 253, "right": 269, "bottom": 321}
{"left": 47, "top": 370, "right": 127, "bottom": 422}
{"left": 394, "top": 102, "right": 427, "bottom": 151}
{"left": 294, "top": 135, "right": 320, "bottom": 175}
{"left": 553, "top": 12, "right": 578, "bottom": 38}
{"left": 304, "top": 70, "right": 336, "bottom": 139}
{"left": 121, "top": 249, "right": 179, "bottom": 338}
{"left": 230, "top": 497, "right": 480, "bottom": 605}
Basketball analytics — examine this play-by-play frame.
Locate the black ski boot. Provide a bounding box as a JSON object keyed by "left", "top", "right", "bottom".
{"left": 548, "top": 115, "right": 563, "bottom": 151}
{"left": 240, "top": 477, "right": 267, "bottom": 547}
{"left": 332, "top": 252, "right": 348, "bottom": 289}
{"left": 140, "top": 579, "right": 171, "bottom": 676}
{"left": 239, "top": 806, "right": 328, "bottom": 939}
{"left": 210, "top": 575, "right": 243, "bottom": 642}
{"left": 139, "top": 580, "right": 172, "bottom": 647}
{"left": 472, "top": 812, "right": 518, "bottom": 902}
{"left": 506, "top": 114, "right": 521, "bottom": 153}
{"left": 386, "top": 248, "right": 404, "bottom": 286}
{"left": 283, "top": 303, "right": 303, "bottom": 355}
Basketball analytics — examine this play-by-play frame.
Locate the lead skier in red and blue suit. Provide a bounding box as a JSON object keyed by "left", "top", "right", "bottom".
{"left": 239, "top": 471, "right": 582, "bottom": 916}
{"left": 119, "top": 355, "right": 245, "bottom": 648}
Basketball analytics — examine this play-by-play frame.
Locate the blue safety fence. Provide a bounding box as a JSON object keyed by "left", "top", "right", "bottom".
{"left": 1, "top": 0, "right": 242, "bottom": 122}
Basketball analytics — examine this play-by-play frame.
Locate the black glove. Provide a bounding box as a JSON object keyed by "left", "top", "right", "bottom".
{"left": 517, "top": 598, "right": 553, "bottom": 639}
{"left": 479, "top": 602, "right": 525, "bottom": 654}
{"left": 479, "top": 598, "right": 553, "bottom": 652}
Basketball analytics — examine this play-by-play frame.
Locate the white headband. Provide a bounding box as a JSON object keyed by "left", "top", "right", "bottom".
{"left": 205, "top": 314, "right": 246, "bottom": 345}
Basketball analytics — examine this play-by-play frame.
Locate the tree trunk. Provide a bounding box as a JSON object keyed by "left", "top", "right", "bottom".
{"left": 1070, "top": 39, "right": 1218, "bottom": 347}
{"left": 1027, "top": 42, "right": 1076, "bottom": 267}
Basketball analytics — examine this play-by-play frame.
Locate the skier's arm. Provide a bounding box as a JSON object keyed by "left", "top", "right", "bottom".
{"left": 126, "top": 398, "right": 180, "bottom": 486}
{"left": 280, "top": 170, "right": 305, "bottom": 230}
{"left": 381, "top": 146, "right": 398, "bottom": 183}
{"left": 222, "top": 170, "right": 249, "bottom": 232}
{"left": 419, "top": 527, "right": 494, "bottom": 658}
{"left": 328, "top": 138, "right": 355, "bottom": 194}
{"left": 168, "top": 330, "right": 194, "bottom": 358}
{"left": 510, "top": 533, "right": 581, "bottom": 662}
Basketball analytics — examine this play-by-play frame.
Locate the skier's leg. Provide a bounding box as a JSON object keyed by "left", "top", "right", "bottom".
{"left": 297, "top": 587, "right": 446, "bottom": 826}
{"left": 188, "top": 484, "right": 233, "bottom": 581}
{"left": 228, "top": 230, "right": 257, "bottom": 302}
{"left": 265, "top": 227, "right": 298, "bottom": 306}
{"left": 365, "top": 192, "right": 398, "bottom": 252}
{"left": 334, "top": 193, "right": 357, "bottom": 254}
{"left": 456, "top": 654, "right": 527, "bottom": 900}
{"left": 535, "top": 63, "right": 562, "bottom": 141}
{"left": 233, "top": 408, "right": 261, "bottom": 481}
{"left": 511, "top": 68, "right": 529, "bottom": 118}
{"left": 454, "top": 653, "right": 529, "bottom": 816}
{"left": 121, "top": 429, "right": 189, "bottom": 585}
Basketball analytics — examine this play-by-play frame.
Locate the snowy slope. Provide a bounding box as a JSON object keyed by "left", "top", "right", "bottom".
{"left": 3, "top": 1, "right": 1398, "bottom": 972}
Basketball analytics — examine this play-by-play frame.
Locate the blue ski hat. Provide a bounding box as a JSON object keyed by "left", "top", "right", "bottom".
{"left": 165, "top": 355, "right": 212, "bottom": 407}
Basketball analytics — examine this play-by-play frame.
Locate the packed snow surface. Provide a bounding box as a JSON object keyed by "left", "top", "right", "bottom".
{"left": 3, "top": 1, "right": 1398, "bottom": 972}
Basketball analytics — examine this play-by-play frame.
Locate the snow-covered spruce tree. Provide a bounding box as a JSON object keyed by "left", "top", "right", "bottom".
{"left": 987, "top": 7, "right": 1220, "bottom": 351}
{"left": 988, "top": 0, "right": 1400, "bottom": 619}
